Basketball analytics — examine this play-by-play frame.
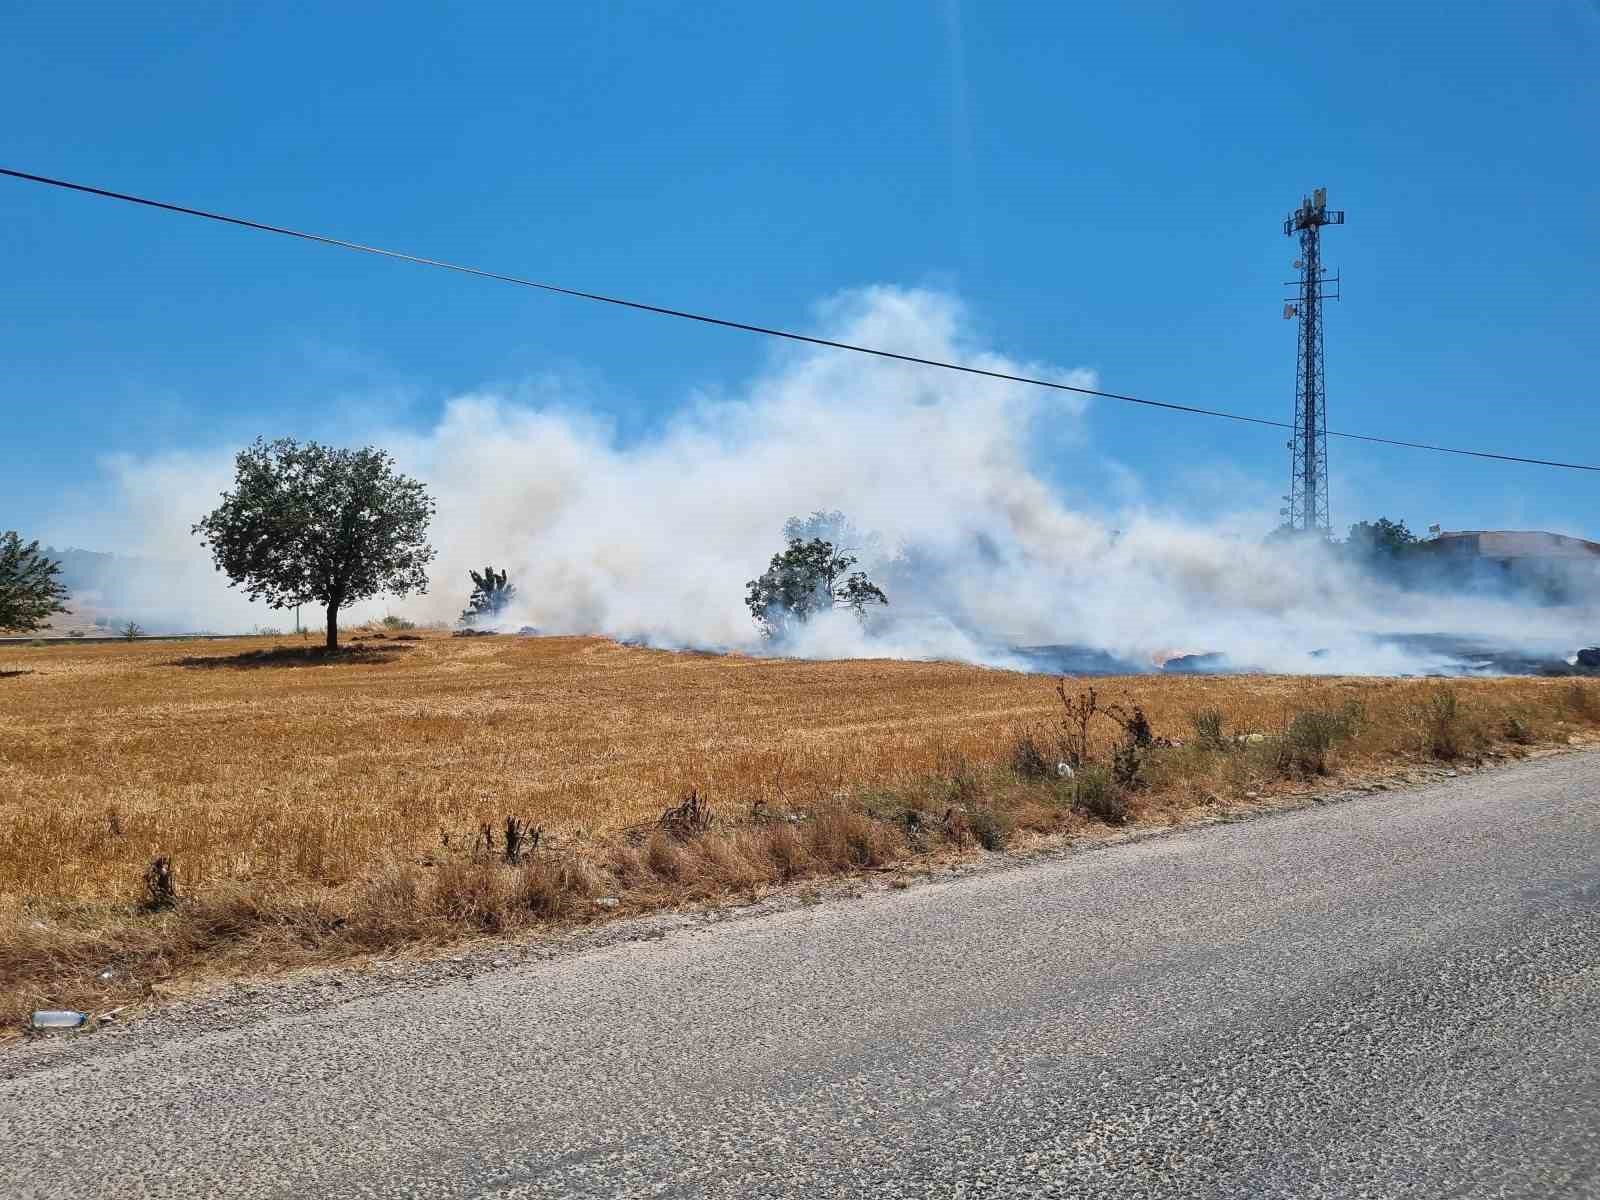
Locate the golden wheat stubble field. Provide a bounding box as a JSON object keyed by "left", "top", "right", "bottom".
{"left": 4, "top": 629, "right": 1599, "bottom": 1027}
{"left": 0, "top": 632, "right": 1072, "bottom": 902}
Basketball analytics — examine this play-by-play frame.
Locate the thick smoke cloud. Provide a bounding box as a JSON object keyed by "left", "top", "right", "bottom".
{"left": 82, "top": 286, "right": 1597, "bottom": 673}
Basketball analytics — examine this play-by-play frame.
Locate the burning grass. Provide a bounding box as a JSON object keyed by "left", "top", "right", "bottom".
{"left": 4, "top": 629, "right": 1599, "bottom": 1035}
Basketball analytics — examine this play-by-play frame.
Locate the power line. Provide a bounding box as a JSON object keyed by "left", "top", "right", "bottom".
{"left": 3, "top": 164, "right": 1596, "bottom": 475}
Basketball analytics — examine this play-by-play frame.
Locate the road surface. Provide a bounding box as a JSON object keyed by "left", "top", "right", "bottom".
{"left": 4, "top": 754, "right": 1598, "bottom": 1198}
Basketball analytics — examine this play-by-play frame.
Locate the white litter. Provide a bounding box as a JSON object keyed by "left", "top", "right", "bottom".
{"left": 30, "top": 1010, "right": 87, "bottom": 1030}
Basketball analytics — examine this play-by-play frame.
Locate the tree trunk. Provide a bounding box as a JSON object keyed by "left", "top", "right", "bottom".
{"left": 325, "top": 602, "right": 339, "bottom": 651}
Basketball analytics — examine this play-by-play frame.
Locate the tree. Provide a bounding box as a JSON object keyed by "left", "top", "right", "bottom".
{"left": 193, "top": 438, "right": 436, "bottom": 650}
{"left": 0, "top": 532, "right": 69, "bottom": 632}
{"left": 1345, "top": 517, "right": 1420, "bottom": 563}
{"left": 461, "top": 565, "right": 517, "bottom": 625}
{"left": 746, "top": 535, "right": 887, "bottom": 639}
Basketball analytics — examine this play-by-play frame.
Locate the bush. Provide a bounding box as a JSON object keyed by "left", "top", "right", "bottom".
{"left": 1423, "top": 686, "right": 1461, "bottom": 761}
{"left": 1108, "top": 703, "right": 1154, "bottom": 748}
{"left": 761, "top": 823, "right": 813, "bottom": 881}
{"left": 1072, "top": 765, "right": 1128, "bottom": 825}
{"left": 519, "top": 856, "right": 600, "bottom": 920}
{"left": 807, "top": 806, "right": 900, "bottom": 869}
{"left": 1504, "top": 714, "right": 1534, "bottom": 745}
{"left": 968, "top": 807, "right": 1013, "bottom": 851}
{"left": 381, "top": 614, "right": 418, "bottom": 631}
{"left": 1009, "top": 732, "right": 1051, "bottom": 781}
{"left": 1111, "top": 738, "right": 1144, "bottom": 789}
{"left": 1286, "top": 712, "right": 1335, "bottom": 774}
{"left": 1189, "top": 708, "right": 1227, "bottom": 751}
{"left": 1284, "top": 703, "right": 1362, "bottom": 775}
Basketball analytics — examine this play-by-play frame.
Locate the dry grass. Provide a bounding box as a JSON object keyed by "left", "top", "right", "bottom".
{"left": 4, "top": 629, "right": 1599, "bottom": 1034}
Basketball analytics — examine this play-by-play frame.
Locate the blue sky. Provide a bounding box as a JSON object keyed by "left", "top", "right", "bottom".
{"left": 3, "top": 1, "right": 1597, "bottom": 546}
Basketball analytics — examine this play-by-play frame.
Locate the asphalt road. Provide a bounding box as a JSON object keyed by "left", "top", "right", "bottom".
{"left": 4, "top": 754, "right": 1598, "bottom": 1198}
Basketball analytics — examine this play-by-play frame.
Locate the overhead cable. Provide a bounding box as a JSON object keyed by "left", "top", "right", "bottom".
{"left": 3, "top": 165, "right": 1594, "bottom": 473}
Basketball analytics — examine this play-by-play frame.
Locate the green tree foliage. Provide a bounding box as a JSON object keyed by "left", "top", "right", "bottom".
{"left": 0, "top": 532, "right": 69, "bottom": 632}
{"left": 461, "top": 565, "right": 517, "bottom": 625}
{"left": 1345, "top": 517, "right": 1420, "bottom": 562}
{"left": 746, "top": 530, "right": 887, "bottom": 639}
{"left": 192, "top": 438, "right": 436, "bottom": 650}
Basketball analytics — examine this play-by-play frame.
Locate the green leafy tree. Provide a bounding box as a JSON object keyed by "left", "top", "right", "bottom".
{"left": 193, "top": 438, "right": 436, "bottom": 650}
{"left": 1345, "top": 517, "right": 1420, "bottom": 562}
{"left": 461, "top": 565, "right": 517, "bottom": 625}
{"left": 746, "top": 535, "right": 887, "bottom": 639}
{"left": 0, "top": 532, "right": 69, "bottom": 632}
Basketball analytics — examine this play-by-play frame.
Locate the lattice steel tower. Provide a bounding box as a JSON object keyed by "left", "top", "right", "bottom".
{"left": 1281, "top": 187, "right": 1343, "bottom": 534}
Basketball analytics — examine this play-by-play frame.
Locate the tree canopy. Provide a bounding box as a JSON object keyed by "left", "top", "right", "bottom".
{"left": 192, "top": 438, "right": 436, "bottom": 649}
{"left": 461, "top": 565, "right": 517, "bottom": 626}
{"left": 1345, "top": 517, "right": 1421, "bottom": 561}
{"left": 746, "top": 529, "right": 887, "bottom": 639}
{"left": 0, "top": 532, "right": 69, "bottom": 633}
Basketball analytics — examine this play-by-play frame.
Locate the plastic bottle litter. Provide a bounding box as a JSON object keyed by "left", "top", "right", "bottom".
{"left": 30, "top": 1010, "right": 87, "bottom": 1030}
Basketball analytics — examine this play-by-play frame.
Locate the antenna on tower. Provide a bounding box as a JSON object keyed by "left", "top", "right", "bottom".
{"left": 1281, "top": 186, "right": 1344, "bottom": 535}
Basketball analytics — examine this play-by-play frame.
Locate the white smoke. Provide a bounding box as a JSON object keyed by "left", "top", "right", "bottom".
{"left": 76, "top": 285, "right": 1599, "bottom": 673}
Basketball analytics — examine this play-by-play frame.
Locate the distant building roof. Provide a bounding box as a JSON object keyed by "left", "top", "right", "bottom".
{"left": 1431, "top": 530, "right": 1600, "bottom": 560}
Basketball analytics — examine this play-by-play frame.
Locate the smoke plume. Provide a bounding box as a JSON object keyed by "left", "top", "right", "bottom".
{"left": 74, "top": 286, "right": 1598, "bottom": 674}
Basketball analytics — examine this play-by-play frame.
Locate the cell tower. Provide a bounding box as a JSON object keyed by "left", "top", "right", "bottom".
{"left": 1280, "top": 187, "right": 1343, "bottom": 535}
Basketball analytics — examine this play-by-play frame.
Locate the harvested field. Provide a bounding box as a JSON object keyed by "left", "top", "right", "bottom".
{"left": 4, "top": 629, "right": 1599, "bottom": 1035}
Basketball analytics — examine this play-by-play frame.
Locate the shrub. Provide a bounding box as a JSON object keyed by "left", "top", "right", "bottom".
{"left": 807, "top": 806, "right": 900, "bottom": 869}
{"left": 120, "top": 621, "right": 145, "bottom": 641}
{"left": 761, "top": 823, "right": 813, "bottom": 881}
{"left": 516, "top": 855, "right": 600, "bottom": 922}
{"left": 685, "top": 834, "right": 765, "bottom": 892}
{"left": 1072, "top": 765, "right": 1128, "bottom": 825}
{"left": 968, "top": 807, "right": 1013, "bottom": 851}
{"left": 1189, "top": 708, "right": 1227, "bottom": 751}
{"left": 658, "top": 789, "right": 715, "bottom": 840}
{"left": 381, "top": 614, "right": 417, "bottom": 631}
{"left": 1106, "top": 703, "right": 1154, "bottom": 748}
{"left": 1504, "top": 714, "right": 1534, "bottom": 745}
{"left": 1056, "top": 680, "right": 1099, "bottom": 767}
{"left": 1286, "top": 712, "right": 1335, "bottom": 774}
{"left": 142, "top": 856, "right": 178, "bottom": 911}
{"left": 1111, "top": 738, "right": 1144, "bottom": 789}
{"left": 1284, "top": 703, "right": 1362, "bottom": 775}
{"left": 1423, "top": 686, "right": 1461, "bottom": 761}
{"left": 430, "top": 860, "right": 509, "bottom": 931}
{"left": 1009, "top": 732, "right": 1050, "bottom": 781}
